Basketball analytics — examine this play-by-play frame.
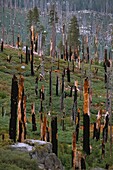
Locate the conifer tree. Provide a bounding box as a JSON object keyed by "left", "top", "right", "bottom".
{"left": 68, "top": 15, "right": 80, "bottom": 50}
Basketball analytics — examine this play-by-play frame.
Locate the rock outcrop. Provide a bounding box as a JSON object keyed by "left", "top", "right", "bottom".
{"left": 11, "top": 139, "right": 64, "bottom": 170}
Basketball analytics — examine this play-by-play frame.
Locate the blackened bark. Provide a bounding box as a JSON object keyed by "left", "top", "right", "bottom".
{"left": 32, "top": 113, "right": 37, "bottom": 131}
{"left": 25, "top": 45, "right": 28, "bottom": 64}
{"left": 69, "top": 46, "right": 72, "bottom": 61}
{"left": 87, "top": 46, "right": 89, "bottom": 63}
{"left": 9, "top": 75, "right": 18, "bottom": 142}
{"left": 56, "top": 76, "right": 58, "bottom": 96}
{"left": 67, "top": 67, "right": 70, "bottom": 82}
{"left": 51, "top": 117, "right": 58, "bottom": 156}
{"left": 83, "top": 114, "right": 90, "bottom": 155}
{"left": 103, "top": 114, "right": 109, "bottom": 143}
{"left": 31, "top": 41, "right": 34, "bottom": 76}
{"left": 70, "top": 86, "right": 73, "bottom": 97}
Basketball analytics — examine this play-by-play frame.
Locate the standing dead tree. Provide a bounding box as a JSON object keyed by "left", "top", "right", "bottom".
{"left": 31, "top": 103, "right": 37, "bottom": 131}
{"left": 51, "top": 116, "right": 58, "bottom": 156}
{"left": 30, "top": 26, "right": 35, "bottom": 76}
{"left": 93, "top": 109, "right": 102, "bottom": 141}
{"left": 9, "top": 75, "right": 18, "bottom": 142}
{"left": 102, "top": 111, "right": 109, "bottom": 143}
{"left": 83, "top": 77, "right": 90, "bottom": 155}
{"left": 72, "top": 132, "right": 76, "bottom": 169}
{"left": 17, "top": 75, "right": 27, "bottom": 142}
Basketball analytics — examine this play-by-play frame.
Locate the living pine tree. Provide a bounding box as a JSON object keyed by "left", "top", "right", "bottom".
{"left": 48, "top": 3, "right": 58, "bottom": 25}
{"left": 27, "top": 9, "right": 33, "bottom": 31}
{"left": 68, "top": 15, "right": 80, "bottom": 50}
{"left": 27, "top": 7, "right": 39, "bottom": 31}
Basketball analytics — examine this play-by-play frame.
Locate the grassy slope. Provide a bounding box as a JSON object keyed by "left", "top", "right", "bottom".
{"left": 0, "top": 47, "right": 113, "bottom": 170}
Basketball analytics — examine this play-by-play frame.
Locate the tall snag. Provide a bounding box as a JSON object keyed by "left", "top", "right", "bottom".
{"left": 25, "top": 45, "right": 28, "bottom": 64}
{"left": 93, "top": 109, "right": 102, "bottom": 141}
{"left": 31, "top": 40, "right": 34, "bottom": 76}
{"left": 31, "top": 103, "right": 37, "bottom": 131}
{"left": 9, "top": 75, "right": 18, "bottom": 142}
{"left": 83, "top": 77, "right": 90, "bottom": 155}
{"left": 51, "top": 116, "right": 58, "bottom": 156}
{"left": 17, "top": 75, "right": 27, "bottom": 142}
{"left": 72, "top": 132, "right": 76, "bottom": 169}
{"left": 103, "top": 111, "right": 109, "bottom": 143}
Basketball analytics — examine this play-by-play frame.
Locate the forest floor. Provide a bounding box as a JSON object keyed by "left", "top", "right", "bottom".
{"left": 0, "top": 46, "right": 113, "bottom": 170}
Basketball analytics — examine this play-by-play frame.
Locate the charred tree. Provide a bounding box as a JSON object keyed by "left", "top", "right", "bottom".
{"left": 17, "top": 75, "right": 27, "bottom": 142}
{"left": 67, "top": 66, "right": 70, "bottom": 82}
{"left": 95, "top": 109, "right": 102, "bottom": 141}
{"left": 9, "top": 75, "right": 18, "bottom": 142}
{"left": 87, "top": 46, "right": 89, "bottom": 63}
{"left": 72, "top": 85, "right": 77, "bottom": 123}
{"left": 83, "top": 77, "right": 90, "bottom": 155}
{"left": 31, "top": 40, "right": 34, "bottom": 76}
{"left": 103, "top": 112, "right": 109, "bottom": 143}
{"left": 25, "top": 45, "right": 28, "bottom": 64}
{"left": 70, "top": 86, "right": 73, "bottom": 97}
{"left": 31, "top": 103, "right": 37, "bottom": 131}
{"left": 42, "top": 115, "right": 47, "bottom": 141}
{"left": 17, "top": 35, "right": 20, "bottom": 48}
{"left": 69, "top": 46, "right": 72, "bottom": 61}
{"left": 56, "top": 75, "right": 59, "bottom": 96}
{"left": 51, "top": 116, "right": 58, "bottom": 156}
{"left": 72, "top": 132, "right": 76, "bottom": 169}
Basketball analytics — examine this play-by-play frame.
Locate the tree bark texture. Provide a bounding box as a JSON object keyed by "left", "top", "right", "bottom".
{"left": 17, "top": 75, "right": 26, "bottom": 142}
{"left": 9, "top": 75, "right": 18, "bottom": 142}
{"left": 51, "top": 116, "right": 58, "bottom": 156}
{"left": 83, "top": 78, "right": 90, "bottom": 155}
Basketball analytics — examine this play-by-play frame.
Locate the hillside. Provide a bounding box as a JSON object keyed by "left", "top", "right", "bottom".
{"left": 0, "top": 46, "right": 113, "bottom": 169}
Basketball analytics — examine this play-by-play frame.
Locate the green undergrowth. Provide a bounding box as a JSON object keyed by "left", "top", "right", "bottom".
{"left": 0, "top": 47, "right": 112, "bottom": 170}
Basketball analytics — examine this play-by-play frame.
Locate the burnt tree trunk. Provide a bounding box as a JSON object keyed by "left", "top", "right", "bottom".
{"left": 56, "top": 76, "right": 59, "bottom": 96}
{"left": 67, "top": 67, "right": 70, "bottom": 82}
{"left": 25, "top": 45, "right": 28, "bottom": 64}
{"left": 9, "top": 75, "right": 18, "bottom": 142}
{"left": 72, "top": 132, "right": 76, "bottom": 169}
{"left": 70, "top": 86, "right": 73, "bottom": 97}
{"left": 51, "top": 117, "right": 58, "bottom": 156}
{"left": 17, "top": 76, "right": 26, "bottom": 142}
{"left": 72, "top": 86, "right": 77, "bottom": 123}
{"left": 17, "top": 35, "right": 20, "bottom": 48}
{"left": 31, "top": 103, "right": 37, "bottom": 131}
{"left": 103, "top": 112, "right": 109, "bottom": 143}
{"left": 43, "top": 115, "right": 47, "bottom": 141}
{"left": 83, "top": 78, "right": 90, "bottom": 155}
{"left": 69, "top": 46, "right": 72, "bottom": 62}
{"left": 87, "top": 46, "right": 89, "bottom": 63}
{"left": 31, "top": 41, "right": 34, "bottom": 76}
